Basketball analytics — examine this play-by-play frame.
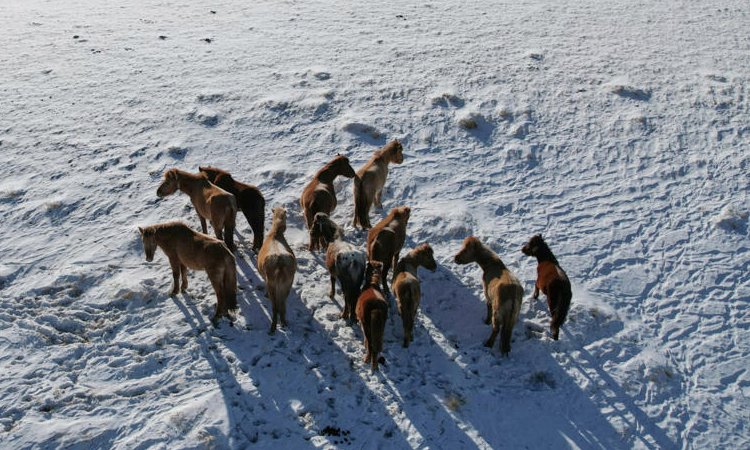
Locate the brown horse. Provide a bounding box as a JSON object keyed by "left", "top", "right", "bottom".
{"left": 258, "top": 207, "right": 297, "bottom": 334}
{"left": 352, "top": 140, "right": 404, "bottom": 229}
{"left": 300, "top": 154, "right": 356, "bottom": 251}
{"left": 366, "top": 206, "right": 411, "bottom": 295}
{"left": 157, "top": 169, "right": 238, "bottom": 252}
{"left": 138, "top": 222, "right": 237, "bottom": 324}
{"left": 356, "top": 261, "right": 388, "bottom": 371}
{"left": 199, "top": 166, "right": 265, "bottom": 252}
{"left": 522, "top": 234, "right": 572, "bottom": 340}
{"left": 310, "top": 212, "right": 366, "bottom": 325}
{"left": 455, "top": 237, "right": 523, "bottom": 354}
{"left": 392, "top": 243, "right": 437, "bottom": 347}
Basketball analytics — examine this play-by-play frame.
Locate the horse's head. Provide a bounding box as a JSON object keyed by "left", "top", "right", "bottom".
{"left": 311, "top": 212, "right": 338, "bottom": 246}
{"left": 415, "top": 243, "right": 437, "bottom": 271}
{"left": 365, "top": 260, "right": 384, "bottom": 288}
{"left": 272, "top": 206, "right": 287, "bottom": 231}
{"left": 138, "top": 227, "right": 157, "bottom": 262}
{"left": 521, "top": 234, "right": 545, "bottom": 257}
{"left": 393, "top": 206, "right": 411, "bottom": 224}
{"left": 198, "top": 166, "right": 221, "bottom": 182}
{"left": 454, "top": 236, "right": 482, "bottom": 265}
{"left": 157, "top": 169, "right": 180, "bottom": 197}
{"left": 388, "top": 140, "right": 404, "bottom": 164}
{"left": 331, "top": 154, "right": 356, "bottom": 178}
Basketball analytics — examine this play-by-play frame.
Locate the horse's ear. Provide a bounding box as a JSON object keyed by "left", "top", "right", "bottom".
{"left": 138, "top": 227, "right": 144, "bottom": 235}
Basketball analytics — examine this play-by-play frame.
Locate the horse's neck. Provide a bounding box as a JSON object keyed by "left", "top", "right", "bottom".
{"left": 476, "top": 249, "right": 505, "bottom": 272}
{"left": 535, "top": 246, "right": 558, "bottom": 265}
{"left": 395, "top": 255, "right": 418, "bottom": 277}
{"left": 177, "top": 171, "right": 205, "bottom": 196}
{"left": 316, "top": 167, "right": 336, "bottom": 184}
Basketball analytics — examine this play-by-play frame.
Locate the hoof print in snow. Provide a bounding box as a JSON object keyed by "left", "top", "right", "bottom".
{"left": 313, "top": 71, "right": 331, "bottom": 81}
{"left": 430, "top": 92, "right": 464, "bottom": 108}
{"left": 158, "top": 35, "right": 167, "bottom": 40}
{"left": 342, "top": 121, "right": 382, "bottom": 140}
{"left": 528, "top": 371, "right": 556, "bottom": 390}
{"left": 188, "top": 108, "right": 219, "bottom": 126}
{"left": 202, "top": 38, "right": 212, "bottom": 43}
{"left": 526, "top": 51, "right": 544, "bottom": 61}
{"left": 713, "top": 206, "right": 748, "bottom": 233}
{"left": 166, "top": 144, "right": 188, "bottom": 159}
{"left": 605, "top": 80, "right": 651, "bottom": 101}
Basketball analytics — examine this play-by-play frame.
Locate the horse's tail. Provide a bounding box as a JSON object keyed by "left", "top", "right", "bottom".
{"left": 246, "top": 189, "right": 265, "bottom": 251}
{"left": 224, "top": 254, "right": 238, "bottom": 311}
{"left": 369, "top": 300, "right": 387, "bottom": 368}
{"left": 549, "top": 280, "right": 572, "bottom": 340}
{"left": 272, "top": 265, "right": 293, "bottom": 312}
{"left": 353, "top": 175, "right": 369, "bottom": 228}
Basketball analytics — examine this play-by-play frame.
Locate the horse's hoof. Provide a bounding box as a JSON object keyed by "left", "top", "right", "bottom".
{"left": 483, "top": 340, "right": 493, "bottom": 348}
{"left": 170, "top": 290, "right": 179, "bottom": 296}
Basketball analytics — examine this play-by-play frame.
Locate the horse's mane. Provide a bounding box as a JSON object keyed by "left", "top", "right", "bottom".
{"left": 534, "top": 236, "right": 559, "bottom": 265}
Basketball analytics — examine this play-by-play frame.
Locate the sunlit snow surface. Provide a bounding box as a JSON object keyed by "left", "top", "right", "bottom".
{"left": 1, "top": 1, "right": 749, "bottom": 448}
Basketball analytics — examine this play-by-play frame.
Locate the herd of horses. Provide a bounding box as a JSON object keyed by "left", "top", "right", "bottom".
{"left": 138, "top": 140, "right": 572, "bottom": 370}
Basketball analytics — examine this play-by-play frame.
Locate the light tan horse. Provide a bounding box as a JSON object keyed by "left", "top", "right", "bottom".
{"left": 392, "top": 243, "right": 437, "bottom": 348}
{"left": 356, "top": 261, "right": 388, "bottom": 371}
{"left": 352, "top": 140, "right": 404, "bottom": 229}
{"left": 157, "top": 168, "right": 238, "bottom": 252}
{"left": 300, "top": 154, "right": 356, "bottom": 251}
{"left": 258, "top": 207, "right": 297, "bottom": 334}
{"left": 454, "top": 237, "right": 523, "bottom": 355}
{"left": 138, "top": 222, "right": 237, "bottom": 324}
{"left": 366, "top": 206, "right": 411, "bottom": 295}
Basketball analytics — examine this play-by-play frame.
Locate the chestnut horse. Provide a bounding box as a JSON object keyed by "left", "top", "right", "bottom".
{"left": 138, "top": 222, "right": 237, "bottom": 324}
{"left": 522, "top": 234, "right": 572, "bottom": 340}
{"left": 300, "top": 154, "right": 356, "bottom": 251}
{"left": 311, "top": 212, "right": 366, "bottom": 325}
{"left": 366, "top": 206, "right": 411, "bottom": 295}
{"left": 392, "top": 243, "right": 437, "bottom": 347}
{"left": 455, "top": 237, "right": 523, "bottom": 354}
{"left": 352, "top": 140, "right": 404, "bottom": 229}
{"left": 157, "top": 169, "right": 238, "bottom": 252}
{"left": 199, "top": 166, "right": 265, "bottom": 252}
{"left": 356, "top": 261, "right": 388, "bottom": 371}
{"left": 258, "top": 207, "right": 297, "bottom": 334}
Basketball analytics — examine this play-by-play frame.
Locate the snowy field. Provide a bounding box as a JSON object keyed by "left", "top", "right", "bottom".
{"left": 1, "top": 0, "right": 749, "bottom": 448}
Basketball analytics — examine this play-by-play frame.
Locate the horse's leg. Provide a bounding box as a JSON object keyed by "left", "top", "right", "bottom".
{"left": 484, "top": 318, "right": 500, "bottom": 348}
{"left": 363, "top": 336, "right": 371, "bottom": 363}
{"left": 391, "top": 251, "right": 400, "bottom": 283}
{"left": 329, "top": 273, "right": 337, "bottom": 299}
{"left": 268, "top": 288, "right": 277, "bottom": 334}
{"left": 533, "top": 282, "right": 539, "bottom": 299}
{"left": 382, "top": 259, "right": 391, "bottom": 296}
{"left": 279, "top": 295, "right": 287, "bottom": 327}
{"left": 168, "top": 256, "right": 180, "bottom": 295}
{"left": 245, "top": 209, "right": 264, "bottom": 252}
{"left": 210, "top": 219, "right": 223, "bottom": 241}
{"left": 180, "top": 263, "right": 188, "bottom": 291}
{"left": 223, "top": 221, "right": 236, "bottom": 253}
{"left": 208, "top": 269, "right": 226, "bottom": 324}
{"left": 484, "top": 295, "right": 492, "bottom": 325}
{"left": 374, "top": 189, "right": 383, "bottom": 208}
{"left": 199, "top": 215, "right": 208, "bottom": 234}
{"left": 500, "top": 325, "right": 512, "bottom": 354}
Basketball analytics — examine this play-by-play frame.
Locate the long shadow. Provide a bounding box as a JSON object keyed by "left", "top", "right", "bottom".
{"left": 184, "top": 244, "right": 418, "bottom": 448}
{"left": 394, "top": 264, "right": 660, "bottom": 449}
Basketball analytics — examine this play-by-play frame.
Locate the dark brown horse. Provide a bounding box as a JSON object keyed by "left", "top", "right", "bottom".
{"left": 455, "top": 237, "right": 523, "bottom": 354}
{"left": 156, "top": 169, "right": 238, "bottom": 252}
{"left": 356, "top": 261, "right": 388, "bottom": 371}
{"left": 199, "top": 166, "right": 265, "bottom": 252}
{"left": 392, "top": 243, "right": 437, "bottom": 347}
{"left": 138, "top": 222, "right": 237, "bottom": 324}
{"left": 300, "top": 154, "right": 356, "bottom": 251}
{"left": 352, "top": 140, "right": 404, "bottom": 229}
{"left": 522, "top": 234, "right": 572, "bottom": 340}
{"left": 310, "top": 212, "right": 366, "bottom": 325}
{"left": 366, "top": 206, "right": 411, "bottom": 295}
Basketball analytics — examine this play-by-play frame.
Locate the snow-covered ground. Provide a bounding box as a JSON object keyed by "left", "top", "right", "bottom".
{"left": 1, "top": 0, "right": 749, "bottom": 448}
